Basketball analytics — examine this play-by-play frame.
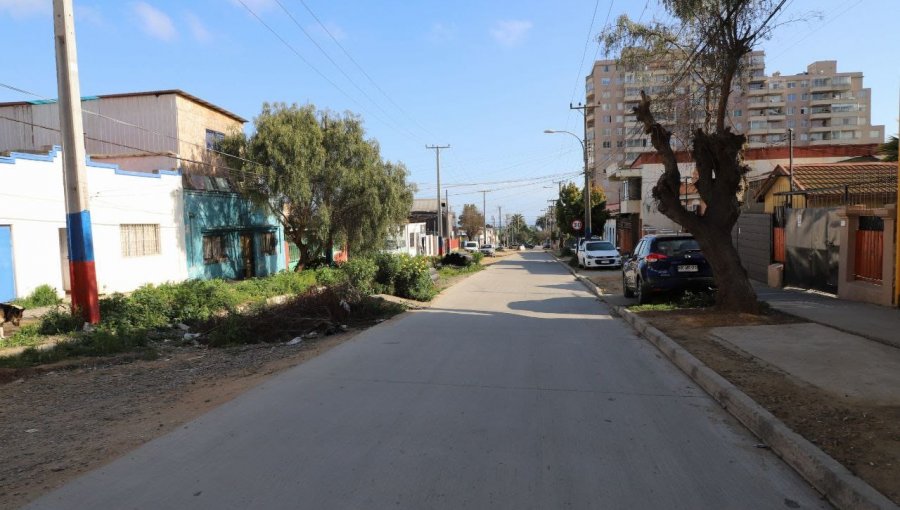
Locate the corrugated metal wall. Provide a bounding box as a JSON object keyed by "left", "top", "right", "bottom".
{"left": 731, "top": 213, "right": 772, "bottom": 283}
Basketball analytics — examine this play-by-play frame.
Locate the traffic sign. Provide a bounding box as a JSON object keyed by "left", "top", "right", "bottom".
{"left": 571, "top": 219, "right": 583, "bottom": 231}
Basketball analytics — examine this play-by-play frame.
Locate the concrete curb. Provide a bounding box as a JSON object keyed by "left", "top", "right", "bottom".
{"left": 552, "top": 255, "right": 898, "bottom": 510}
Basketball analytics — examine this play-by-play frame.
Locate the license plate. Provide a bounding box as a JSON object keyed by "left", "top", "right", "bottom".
{"left": 600, "top": 260, "right": 610, "bottom": 264}
{"left": 678, "top": 265, "right": 698, "bottom": 272}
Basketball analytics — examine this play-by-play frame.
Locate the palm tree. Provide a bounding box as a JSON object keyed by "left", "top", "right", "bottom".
{"left": 877, "top": 135, "right": 898, "bottom": 162}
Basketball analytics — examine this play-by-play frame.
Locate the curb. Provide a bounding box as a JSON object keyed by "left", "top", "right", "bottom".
{"left": 552, "top": 255, "right": 898, "bottom": 510}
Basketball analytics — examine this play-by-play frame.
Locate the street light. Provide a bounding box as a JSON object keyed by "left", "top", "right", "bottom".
{"left": 544, "top": 129, "right": 591, "bottom": 238}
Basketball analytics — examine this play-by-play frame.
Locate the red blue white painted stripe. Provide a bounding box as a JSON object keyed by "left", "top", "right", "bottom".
{"left": 66, "top": 210, "right": 100, "bottom": 323}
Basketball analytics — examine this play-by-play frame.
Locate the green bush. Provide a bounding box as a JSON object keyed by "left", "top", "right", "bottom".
{"left": 471, "top": 251, "right": 484, "bottom": 265}
{"left": 314, "top": 266, "right": 348, "bottom": 287}
{"left": 341, "top": 257, "right": 378, "bottom": 294}
{"left": 12, "top": 284, "right": 62, "bottom": 309}
{"left": 38, "top": 308, "right": 83, "bottom": 335}
{"left": 373, "top": 252, "right": 403, "bottom": 294}
{"left": 394, "top": 255, "right": 435, "bottom": 301}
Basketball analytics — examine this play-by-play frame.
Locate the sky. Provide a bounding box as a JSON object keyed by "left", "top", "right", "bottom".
{"left": 1, "top": 0, "right": 897, "bottom": 225}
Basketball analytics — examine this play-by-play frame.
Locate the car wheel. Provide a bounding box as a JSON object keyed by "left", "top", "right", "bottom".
{"left": 622, "top": 273, "right": 634, "bottom": 298}
{"left": 636, "top": 277, "right": 651, "bottom": 305}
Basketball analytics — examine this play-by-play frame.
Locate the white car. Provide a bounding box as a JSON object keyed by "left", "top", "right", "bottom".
{"left": 577, "top": 240, "right": 622, "bottom": 269}
{"left": 463, "top": 241, "right": 479, "bottom": 252}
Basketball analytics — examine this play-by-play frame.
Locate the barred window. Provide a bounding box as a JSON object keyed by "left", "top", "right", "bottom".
{"left": 260, "top": 232, "right": 277, "bottom": 255}
{"left": 120, "top": 224, "right": 160, "bottom": 257}
{"left": 203, "top": 235, "right": 227, "bottom": 264}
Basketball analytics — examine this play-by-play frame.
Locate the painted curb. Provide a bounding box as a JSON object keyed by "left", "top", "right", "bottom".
{"left": 552, "top": 255, "right": 898, "bottom": 510}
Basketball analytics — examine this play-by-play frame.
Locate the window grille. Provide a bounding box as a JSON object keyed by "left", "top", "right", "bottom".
{"left": 120, "top": 224, "right": 160, "bottom": 257}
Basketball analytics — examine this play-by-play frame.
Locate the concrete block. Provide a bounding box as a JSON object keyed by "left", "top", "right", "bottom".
{"left": 767, "top": 263, "right": 784, "bottom": 288}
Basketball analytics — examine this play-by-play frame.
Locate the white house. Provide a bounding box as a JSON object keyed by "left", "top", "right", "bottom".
{"left": 384, "top": 222, "right": 429, "bottom": 256}
{"left": 0, "top": 147, "right": 187, "bottom": 301}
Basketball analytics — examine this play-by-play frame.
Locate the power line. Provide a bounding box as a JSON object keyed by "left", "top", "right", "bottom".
{"left": 295, "top": 0, "right": 435, "bottom": 138}
{"left": 272, "top": 0, "right": 422, "bottom": 142}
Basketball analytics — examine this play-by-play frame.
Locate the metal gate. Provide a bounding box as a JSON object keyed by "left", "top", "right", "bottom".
{"left": 731, "top": 213, "right": 772, "bottom": 283}
{"left": 784, "top": 208, "right": 841, "bottom": 293}
{"left": 0, "top": 226, "right": 15, "bottom": 301}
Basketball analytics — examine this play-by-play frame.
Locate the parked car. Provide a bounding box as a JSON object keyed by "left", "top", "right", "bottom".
{"left": 524, "top": 243, "right": 535, "bottom": 249}
{"left": 479, "top": 244, "right": 496, "bottom": 256}
{"left": 622, "top": 234, "right": 714, "bottom": 304}
{"left": 463, "top": 241, "right": 479, "bottom": 252}
{"left": 577, "top": 240, "right": 622, "bottom": 269}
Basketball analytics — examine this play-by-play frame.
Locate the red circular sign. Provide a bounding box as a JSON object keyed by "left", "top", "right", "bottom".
{"left": 571, "top": 219, "right": 583, "bottom": 230}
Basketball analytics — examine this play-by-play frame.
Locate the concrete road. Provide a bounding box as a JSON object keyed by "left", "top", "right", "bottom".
{"left": 27, "top": 252, "right": 828, "bottom": 510}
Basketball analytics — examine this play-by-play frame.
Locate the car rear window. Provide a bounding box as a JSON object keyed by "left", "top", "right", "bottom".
{"left": 653, "top": 238, "right": 700, "bottom": 256}
{"left": 585, "top": 241, "right": 615, "bottom": 251}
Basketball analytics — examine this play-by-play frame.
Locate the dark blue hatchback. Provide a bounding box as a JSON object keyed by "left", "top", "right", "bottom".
{"left": 622, "top": 234, "right": 714, "bottom": 304}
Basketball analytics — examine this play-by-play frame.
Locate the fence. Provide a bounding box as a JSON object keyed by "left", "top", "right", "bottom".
{"left": 773, "top": 227, "right": 786, "bottom": 263}
{"left": 853, "top": 216, "right": 884, "bottom": 283}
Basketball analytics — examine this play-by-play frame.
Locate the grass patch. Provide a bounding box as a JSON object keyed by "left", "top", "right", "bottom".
{"left": 438, "top": 264, "right": 484, "bottom": 279}
{"left": 11, "top": 285, "right": 63, "bottom": 309}
{"left": 628, "top": 290, "right": 717, "bottom": 312}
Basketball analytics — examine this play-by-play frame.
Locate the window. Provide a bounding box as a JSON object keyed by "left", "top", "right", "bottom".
{"left": 787, "top": 120, "right": 795, "bottom": 129}
{"left": 615, "top": 115, "right": 624, "bottom": 123}
{"left": 602, "top": 141, "right": 611, "bottom": 148}
{"left": 801, "top": 93, "right": 809, "bottom": 101}
{"left": 602, "top": 65, "right": 610, "bottom": 72}
{"left": 800, "top": 133, "right": 808, "bottom": 141}
{"left": 617, "top": 103, "right": 624, "bottom": 111}
{"left": 734, "top": 122, "right": 742, "bottom": 130}
{"left": 732, "top": 109, "right": 742, "bottom": 117}
{"left": 787, "top": 94, "right": 797, "bottom": 102}
{"left": 799, "top": 80, "right": 808, "bottom": 88}
{"left": 601, "top": 103, "right": 610, "bottom": 110}
{"left": 120, "top": 224, "right": 160, "bottom": 257}
{"left": 602, "top": 115, "right": 612, "bottom": 123}
{"left": 812, "top": 78, "right": 829, "bottom": 87}
{"left": 205, "top": 129, "right": 225, "bottom": 150}
{"left": 203, "top": 235, "right": 227, "bottom": 264}
{"left": 601, "top": 78, "right": 611, "bottom": 85}
{"left": 602, "top": 128, "right": 611, "bottom": 136}
{"left": 787, "top": 81, "right": 796, "bottom": 89}
{"left": 786, "top": 107, "right": 795, "bottom": 115}
{"left": 616, "top": 140, "right": 624, "bottom": 148}
{"left": 616, "top": 127, "right": 624, "bottom": 136}
{"left": 869, "top": 130, "right": 880, "bottom": 138}
{"left": 260, "top": 232, "right": 277, "bottom": 255}
{"left": 601, "top": 91, "right": 611, "bottom": 98}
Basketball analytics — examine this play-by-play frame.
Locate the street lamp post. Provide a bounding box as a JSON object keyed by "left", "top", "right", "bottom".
{"left": 544, "top": 129, "right": 591, "bottom": 239}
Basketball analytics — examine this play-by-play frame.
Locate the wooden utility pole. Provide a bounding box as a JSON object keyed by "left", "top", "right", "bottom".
{"left": 53, "top": 0, "right": 99, "bottom": 323}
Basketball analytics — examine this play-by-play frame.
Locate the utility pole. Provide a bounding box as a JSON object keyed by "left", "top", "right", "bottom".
{"left": 498, "top": 206, "right": 502, "bottom": 247}
{"left": 480, "top": 190, "right": 488, "bottom": 246}
{"left": 445, "top": 189, "right": 451, "bottom": 243}
{"left": 426, "top": 144, "right": 450, "bottom": 255}
{"left": 570, "top": 102, "right": 597, "bottom": 239}
{"left": 53, "top": 0, "right": 99, "bottom": 324}
{"left": 787, "top": 128, "right": 795, "bottom": 205}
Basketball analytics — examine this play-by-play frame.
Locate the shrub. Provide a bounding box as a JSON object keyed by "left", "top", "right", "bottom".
{"left": 373, "top": 252, "right": 403, "bottom": 294}
{"left": 561, "top": 247, "right": 573, "bottom": 257}
{"left": 38, "top": 308, "right": 83, "bottom": 335}
{"left": 441, "top": 252, "right": 473, "bottom": 267}
{"left": 471, "top": 251, "right": 484, "bottom": 265}
{"left": 314, "top": 266, "right": 348, "bottom": 287}
{"left": 341, "top": 257, "right": 378, "bottom": 294}
{"left": 394, "top": 255, "right": 435, "bottom": 301}
{"left": 13, "top": 284, "right": 62, "bottom": 309}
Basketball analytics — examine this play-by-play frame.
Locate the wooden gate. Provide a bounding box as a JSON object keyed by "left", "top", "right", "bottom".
{"left": 853, "top": 216, "right": 884, "bottom": 283}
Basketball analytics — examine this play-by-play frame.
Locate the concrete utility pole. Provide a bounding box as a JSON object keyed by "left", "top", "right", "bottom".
{"left": 569, "top": 102, "right": 597, "bottom": 239}
{"left": 426, "top": 144, "right": 450, "bottom": 255}
{"left": 445, "top": 189, "right": 451, "bottom": 242}
{"left": 481, "top": 190, "right": 488, "bottom": 246}
{"left": 498, "top": 206, "right": 502, "bottom": 246}
{"left": 53, "top": 0, "right": 99, "bottom": 323}
{"left": 788, "top": 128, "right": 795, "bottom": 197}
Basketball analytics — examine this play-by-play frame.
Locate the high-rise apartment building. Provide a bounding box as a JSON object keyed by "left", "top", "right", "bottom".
{"left": 585, "top": 51, "right": 885, "bottom": 193}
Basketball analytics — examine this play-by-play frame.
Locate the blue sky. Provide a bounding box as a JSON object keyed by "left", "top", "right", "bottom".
{"left": 1, "top": 0, "right": 897, "bottom": 224}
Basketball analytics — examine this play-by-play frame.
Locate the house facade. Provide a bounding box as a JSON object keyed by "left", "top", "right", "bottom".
{"left": 183, "top": 190, "right": 286, "bottom": 280}
{"left": 0, "top": 147, "right": 187, "bottom": 301}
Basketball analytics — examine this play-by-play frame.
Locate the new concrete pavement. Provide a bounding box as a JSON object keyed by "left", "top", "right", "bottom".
{"left": 27, "top": 252, "right": 829, "bottom": 509}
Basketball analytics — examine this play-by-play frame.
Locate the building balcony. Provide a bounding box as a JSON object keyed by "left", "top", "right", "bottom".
{"left": 745, "top": 87, "right": 768, "bottom": 96}
{"left": 811, "top": 83, "right": 851, "bottom": 93}
{"left": 608, "top": 167, "right": 642, "bottom": 180}
{"left": 810, "top": 111, "right": 832, "bottom": 119}
{"left": 619, "top": 199, "right": 642, "bottom": 215}
{"left": 808, "top": 125, "right": 832, "bottom": 133}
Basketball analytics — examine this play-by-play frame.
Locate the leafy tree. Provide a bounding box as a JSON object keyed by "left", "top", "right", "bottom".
{"left": 601, "top": 0, "right": 795, "bottom": 312}
{"left": 555, "top": 183, "right": 609, "bottom": 238}
{"left": 222, "top": 103, "right": 413, "bottom": 268}
{"left": 877, "top": 135, "right": 898, "bottom": 162}
{"left": 458, "top": 204, "right": 484, "bottom": 240}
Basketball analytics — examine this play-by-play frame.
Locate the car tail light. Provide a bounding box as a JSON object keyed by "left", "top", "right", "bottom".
{"left": 645, "top": 252, "right": 668, "bottom": 262}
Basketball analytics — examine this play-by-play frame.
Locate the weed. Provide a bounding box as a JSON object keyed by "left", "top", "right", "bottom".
{"left": 12, "top": 285, "right": 62, "bottom": 309}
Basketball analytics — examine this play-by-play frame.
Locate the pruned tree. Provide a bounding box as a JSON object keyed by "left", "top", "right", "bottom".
{"left": 601, "top": 0, "right": 797, "bottom": 312}
{"left": 458, "top": 203, "right": 484, "bottom": 240}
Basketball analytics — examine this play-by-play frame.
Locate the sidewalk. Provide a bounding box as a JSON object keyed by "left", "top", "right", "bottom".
{"left": 752, "top": 282, "right": 900, "bottom": 349}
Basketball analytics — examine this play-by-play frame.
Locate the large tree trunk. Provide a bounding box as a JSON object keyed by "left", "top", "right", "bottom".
{"left": 635, "top": 92, "right": 759, "bottom": 313}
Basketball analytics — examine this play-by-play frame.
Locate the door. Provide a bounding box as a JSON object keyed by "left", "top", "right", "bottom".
{"left": 784, "top": 208, "right": 840, "bottom": 293}
{"left": 59, "top": 228, "right": 71, "bottom": 293}
{"left": 0, "top": 226, "right": 15, "bottom": 302}
{"left": 240, "top": 233, "right": 255, "bottom": 279}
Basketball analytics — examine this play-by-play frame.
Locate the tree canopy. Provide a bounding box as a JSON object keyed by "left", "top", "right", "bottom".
{"left": 555, "top": 183, "right": 609, "bottom": 238}
{"left": 222, "top": 103, "right": 414, "bottom": 268}
{"left": 458, "top": 204, "right": 484, "bottom": 240}
{"left": 601, "top": 0, "right": 794, "bottom": 312}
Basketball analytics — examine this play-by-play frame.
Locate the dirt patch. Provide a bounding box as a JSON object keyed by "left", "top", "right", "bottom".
{"left": 585, "top": 269, "right": 623, "bottom": 295}
{"left": 639, "top": 309, "right": 900, "bottom": 505}
{"left": 0, "top": 331, "right": 365, "bottom": 510}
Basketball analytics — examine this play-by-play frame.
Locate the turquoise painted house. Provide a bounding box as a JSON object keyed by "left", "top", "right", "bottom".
{"left": 183, "top": 189, "right": 286, "bottom": 280}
